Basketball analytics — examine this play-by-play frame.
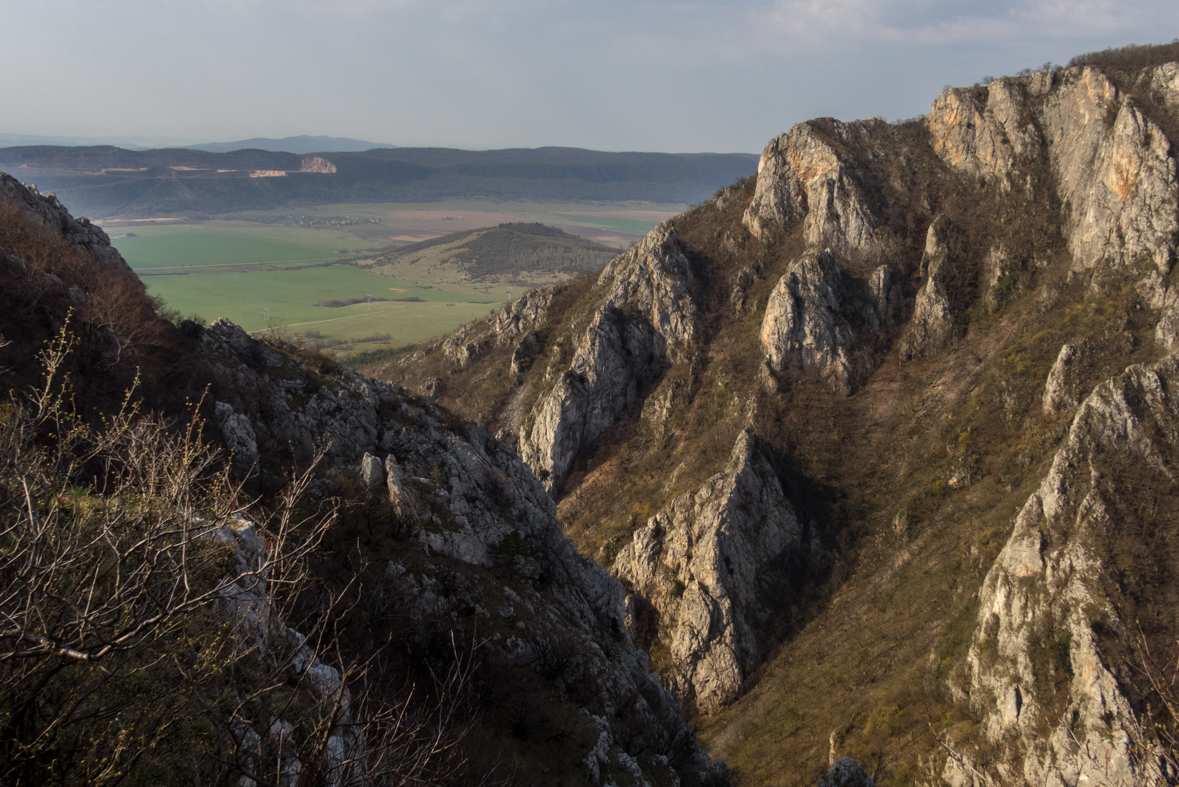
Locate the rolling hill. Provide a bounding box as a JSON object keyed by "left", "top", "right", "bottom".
{"left": 366, "top": 222, "right": 619, "bottom": 284}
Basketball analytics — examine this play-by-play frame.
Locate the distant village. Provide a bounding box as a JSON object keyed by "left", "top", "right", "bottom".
{"left": 292, "top": 215, "right": 382, "bottom": 227}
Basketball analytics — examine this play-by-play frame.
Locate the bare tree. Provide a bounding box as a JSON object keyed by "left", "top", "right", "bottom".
{"left": 0, "top": 329, "right": 484, "bottom": 786}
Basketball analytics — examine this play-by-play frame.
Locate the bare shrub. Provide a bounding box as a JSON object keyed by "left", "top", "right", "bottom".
{"left": 0, "top": 329, "right": 481, "bottom": 786}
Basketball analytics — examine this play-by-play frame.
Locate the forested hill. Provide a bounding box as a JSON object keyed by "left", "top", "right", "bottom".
{"left": 0, "top": 144, "right": 759, "bottom": 218}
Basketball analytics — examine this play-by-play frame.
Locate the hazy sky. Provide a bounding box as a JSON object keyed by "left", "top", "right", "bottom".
{"left": 3, "top": 0, "right": 1177, "bottom": 153}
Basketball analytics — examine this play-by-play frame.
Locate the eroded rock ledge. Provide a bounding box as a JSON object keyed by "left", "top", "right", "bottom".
{"left": 520, "top": 222, "right": 698, "bottom": 494}
{"left": 613, "top": 430, "right": 803, "bottom": 714}
{"left": 952, "top": 353, "right": 1179, "bottom": 786}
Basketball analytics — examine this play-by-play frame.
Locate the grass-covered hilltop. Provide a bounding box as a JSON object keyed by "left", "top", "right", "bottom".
{"left": 367, "top": 223, "right": 619, "bottom": 284}
{"left": 4, "top": 38, "right": 1179, "bottom": 787}
{"left": 372, "top": 41, "right": 1179, "bottom": 785}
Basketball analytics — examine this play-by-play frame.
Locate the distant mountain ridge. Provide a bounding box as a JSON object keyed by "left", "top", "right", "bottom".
{"left": 0, "top": 132, "right": 190, "bottom": 150}
{"left": 0, "top": 133, "right": 397, "bottom": 153}
{"left": 0, "top": 144, "right": 759, "bottom": 218}
{"left": 183, "top": 135, "right": 398, "bottom": 154}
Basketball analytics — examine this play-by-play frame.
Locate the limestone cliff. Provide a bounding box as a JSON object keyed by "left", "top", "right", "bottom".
{"left": 899, "top": 217, "right": 969, "bottom": 360}
{"left": 202, "top": 316, "right": 727, "bottom": 787}
{"left": 928, "top": 68, "right": 1178, "bottom": 281}
{"left": 379, "top": 46, "right": 1179, "bottom": 786}
{"left": 742, "top": 120, "right": 884, "bottom": 255}
{"left": 442, "top": 284, "right": 558, "bottom": 369}
{"left": 948, "top": 354, "right": 1179, "bottom": 786}
{"left": 519, "top": 223, "right": 698, "bottom": 494}
{"left": 759, "top": 250, "right": 894, "bottom": 395}
{"left": 613, "top": 430, "right": 803, "bottom": 713}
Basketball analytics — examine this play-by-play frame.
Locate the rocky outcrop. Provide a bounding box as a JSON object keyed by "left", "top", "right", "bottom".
{"left": 1042, "top": 68, "right": 1178, "bottom": 281}
{"left": 742, "top": 121, "right": 880, "bottom": 255}
{"left": 928, "top": 67, "right": 1179, "bottom": 292}
{"left": 594, "top": 221, "right": 698, "bottom": 356}
{"left": 510, "top": 329, "right": 542, "bottom": 374}
{"left": 867, "top": 264, "right": 902, "bottom": 330}
{"left": 758, "top": 249, "right": 899, "bottom": 394}
{"left": 744, "top": 62, "right": 1178, "bottom": 372}
{"left": 1148, "top": 62, "right": 1179, "bottom": 113}
{"left": 0, "top": 172, "right": 130, "bottom": 270}
{"left": 899, "top": 217, "right": 967, "bottom": 361}
{"left": 1041, "top": 341, "right": 1091, "bottom": 414}
{"left": 958, "top": 353, "right": 1179, "bottom": 785}
{"left": 300, "top": 156, "right": 337, "bottom": 173}
{"left": 210, "top": 515, "right": 362, "bottom": 786}
{"left": 1158, "top": 293, "right": 1179, "bottom": 351}
{"left": 213, "top": 400, "right": 259, "bottom": 474}
{"left": 202, "top": 318, "right": 727, "bottom": 786}
{"left": 442, "top": 285, "right": 558, "bottom": 369}
{"left": 818, "top": 758, "right": 875, "bottom": 787}
{"left": 520, "top": 224, "right": 697, "bottom": 494}
{"left": 760, "top": 251, "right": 858, "bottom": 395}
{"left": 613, "top": 430, "right": 802, "bottom": 713}
{"left": 927, "top": 78, "right": 1042, "bottom": 190}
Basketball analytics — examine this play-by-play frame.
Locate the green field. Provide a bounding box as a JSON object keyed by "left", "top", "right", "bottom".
{"left": 221, "top": 200, "right": 684, "bottom": 247}
{"left": 103, "top": 202, "right": 680, "bottom": 357}
{"left": 566, "top": 215, "right": 664, "bottom": 235}
{"left": 112, "top": 221, "right": 376, "bottom": 270}
{"left": 109, "top": 219, "right": 508, "bottom": 354}
{"left": 144, "top": 264, "right": 504, "bottom": 346}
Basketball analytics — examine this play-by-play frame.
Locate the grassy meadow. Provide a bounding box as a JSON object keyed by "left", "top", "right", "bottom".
{"left": 143, "top": 264, "right": 504, "bottom": 341}
{"left": 103, "top": 200, "right": 680, "bottom": 358}
{"left": 111, "top": 221, "right": 376, "bottom": 270}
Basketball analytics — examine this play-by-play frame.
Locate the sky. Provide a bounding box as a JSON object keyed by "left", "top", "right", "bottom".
{"left": 3, "top": 0, "right": 1177, "bottom": 153}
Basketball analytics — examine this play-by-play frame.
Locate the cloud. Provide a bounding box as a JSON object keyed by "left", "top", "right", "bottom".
{"left": 756, "top": 0, "right": 1161, "bottom": 47}
{"left": 201, "top": 0, "right": 543, "bottom": 21}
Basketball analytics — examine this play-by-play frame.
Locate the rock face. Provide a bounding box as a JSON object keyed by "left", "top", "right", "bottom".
{"left": 742, "top": 120, "right": 881, "bottom": 254}
{"left": 0, "top": 172, "right": 131, "bottom": 270}
{"left": 1042, "top": 69, "right": 1177, "bottom": 279}
{"left": 442, "top": 285, "right": 559, "bottom": 368}
{"left": 613, "top": 431, "right": 802, "bottom": 713}
{"left": 743, "top": 63, "right": 1179, "bottom": 373}
{"left": 927, "top": 67, "right": 1179, "bottom": 291}
{"left": 899, "top": 217, "right": 967, "bottom": 360}
{"left": 818, "top": 758, "right": 876, "bottom": 787}
{"left": 1042, "top": 341, "right": 1090, "bottom": 414}
{"left": 201, "top": 317, "right": 727, "bottom": 786}
{"left": 213, "top": 400, "right": 259, "bottom": 474}
{"left": 958, "top": 353, "right": 1179, "bottom": 786}
{"left": 926, "top": 79, "right": 1039, "bottom": 188}
{"left": 760, "top": 251, "right": 858, "bottom": 395}
{"left": 759, "top": 249, "right": 899, "bottom": 394}
{"left": 520, "top": 223, "right": 698, "bottom": 494}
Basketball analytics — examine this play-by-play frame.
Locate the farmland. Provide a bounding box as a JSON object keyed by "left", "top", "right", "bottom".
{"left": 112, "top": 221, "right": 376, "bottom": 270}
{"left": 143, "top": 263, "right": 502, "bottom": 341}
{"left": 105, "top": 200, "right": 679, "bottom": 357}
